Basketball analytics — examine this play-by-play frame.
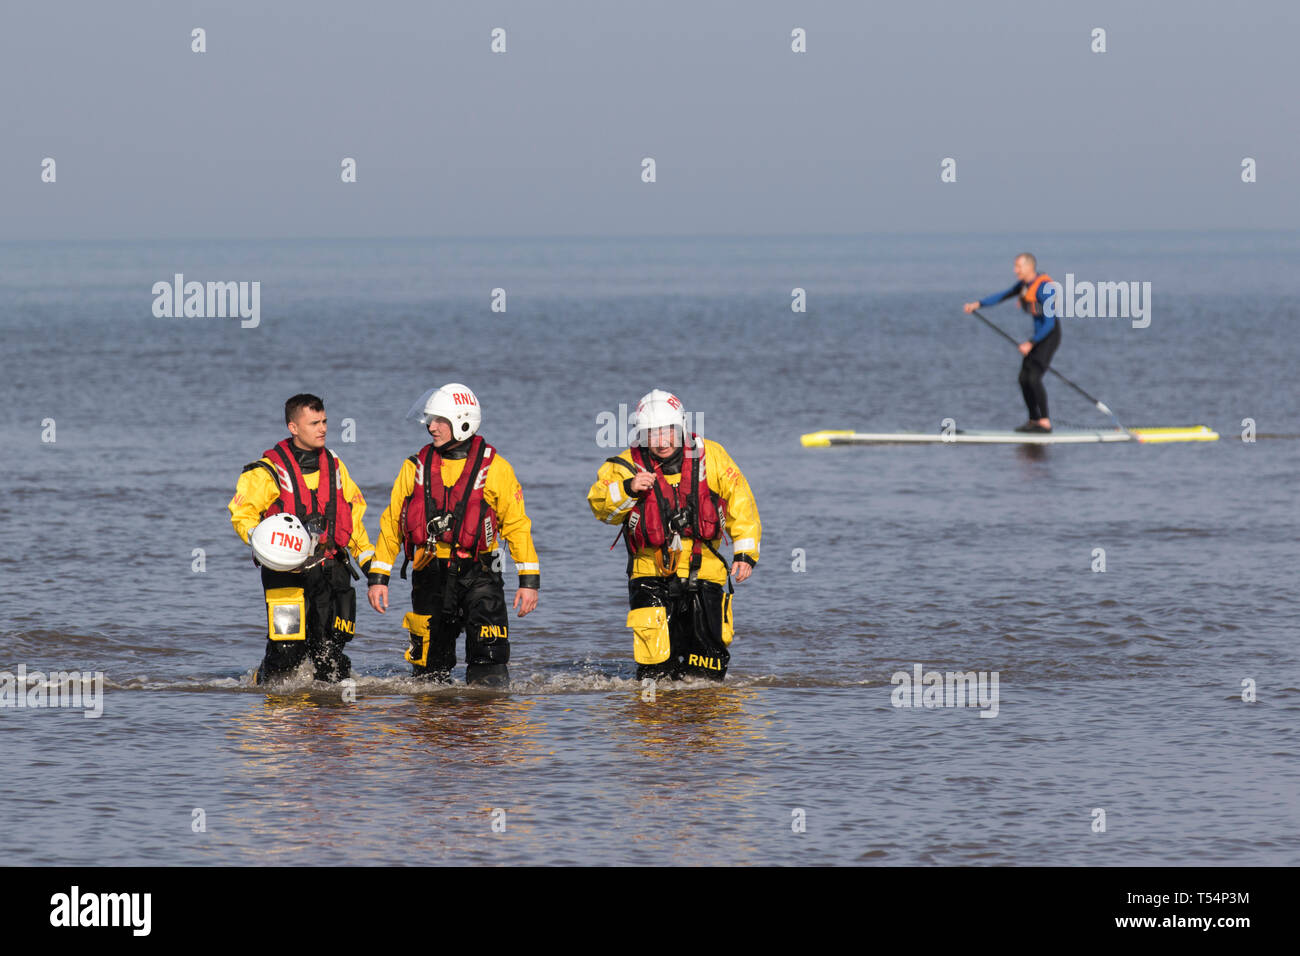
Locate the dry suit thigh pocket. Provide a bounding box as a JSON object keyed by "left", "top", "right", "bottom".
{"left": 403, "top": 612, "right": 433, "bottom": 666}
{"left": 721, "top": 592, "right": 734, "bottom": 646}
{"left": 627, "top": 605, "right": 670, "bottom": 666}
{"left": 265, "top": 587, "right": 306, "bottom": 641}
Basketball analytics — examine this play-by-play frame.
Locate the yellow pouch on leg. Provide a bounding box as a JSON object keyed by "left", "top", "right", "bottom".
{"left": 721, "top": 592, "right": 734, "bottom": 646}
{"left": 626, "top": 606, "right": 670, "bottom": 665}
{"left": 402, "top": 612, "right": 433, "bottom": 666}
{"left": 266, "top": 587, "right": 306, "bottom": 641}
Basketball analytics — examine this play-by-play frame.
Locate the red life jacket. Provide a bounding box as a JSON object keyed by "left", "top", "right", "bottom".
{"left": 261, "top": 440, "right": 353, "bottom": 553}
{"left": 624, "top": 436, "right": 722, "bottom": 554}
{"left": 401, "top": 436, "right": 498, "bottom": 557}
{"left": 1019, "top": 273, "right": 1054, "bottom": 316}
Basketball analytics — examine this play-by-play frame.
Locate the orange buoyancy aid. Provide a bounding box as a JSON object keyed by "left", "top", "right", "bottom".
{"left": 261, "top": 440, "right": 353, "bottom": 553}
{"left": 1019, "top": 273, "right": 1055, "bottom": 316}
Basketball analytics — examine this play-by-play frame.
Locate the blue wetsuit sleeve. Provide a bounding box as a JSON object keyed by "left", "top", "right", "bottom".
{"left": 1031, "top": 283, "right": 1057, "bottom": 342}
{"left": 978, "top": 281, "right": 1023, "bottom": 308}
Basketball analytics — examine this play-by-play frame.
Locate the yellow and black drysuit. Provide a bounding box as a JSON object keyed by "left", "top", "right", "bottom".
{"left": 588, "top": 436, "right": 760, "bottom": 681}
{"left": 368, "top": 435, "right": 539, "bottom": 686}
{"left": 229, "top": 440, "right": 375, "bottom": 684}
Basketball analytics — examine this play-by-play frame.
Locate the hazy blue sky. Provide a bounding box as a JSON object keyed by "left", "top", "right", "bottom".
{"left": 3, "top": 0, "right": 1296, "bottom": 239}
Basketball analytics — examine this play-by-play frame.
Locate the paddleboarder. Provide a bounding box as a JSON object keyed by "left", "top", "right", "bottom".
{"left": 965, "top": 253, "right": 1059, "bottom": 433}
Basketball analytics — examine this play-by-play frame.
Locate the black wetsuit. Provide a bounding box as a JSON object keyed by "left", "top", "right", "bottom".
{"left": 1019, "top": 323, "right": 1061, "bottom": 420}
{"left": 980, "top": 277, "right": 1062, "bottom": 421}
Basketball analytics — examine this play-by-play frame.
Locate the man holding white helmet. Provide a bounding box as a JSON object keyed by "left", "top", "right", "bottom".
{"left": 367, "top": 383, "right": 539, "bottom": 686}
{"left": 588, "top": 389, "right": 760, "bottom": 681}
{"left": 229, "top": 393, "right": 375, "bottom": 684}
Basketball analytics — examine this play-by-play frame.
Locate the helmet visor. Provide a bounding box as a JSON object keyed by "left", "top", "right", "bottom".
{"left": 405, "top": 387, "right": 440, "bottom": 424}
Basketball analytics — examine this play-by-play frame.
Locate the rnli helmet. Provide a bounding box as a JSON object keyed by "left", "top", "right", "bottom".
{"left": 633, "top": 389, "right": 687, "bottom": 446}
{"left": 406, "top": 383, "right": 481, "bottom": 439}
{"left": 250, "top": 513, "right": 314, "bottom": 571}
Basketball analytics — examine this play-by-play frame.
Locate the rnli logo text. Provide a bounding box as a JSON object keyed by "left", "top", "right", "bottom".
{"left": 270, "top": 531, "right": 303, "bottom": 550}
{"left": 688, "top": 654, "right": 722, "bottom": 671}
{"left": 333, "top": 617, "right": 355, "bottom": 635}
{"left": 453, "top": 392, "right": 476, "bottom": 406}
{"left": 478, "top": 625, "right": 508, "bottom": 639}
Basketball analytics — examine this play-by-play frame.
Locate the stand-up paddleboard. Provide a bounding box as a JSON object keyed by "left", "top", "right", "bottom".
{"left": 801, "top": 425, "right": 1219, "bottom": 446}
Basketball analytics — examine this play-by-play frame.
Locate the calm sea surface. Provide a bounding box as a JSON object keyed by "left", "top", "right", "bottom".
{"left": 1, "top": 232, "right": 1297, "bottom": 864}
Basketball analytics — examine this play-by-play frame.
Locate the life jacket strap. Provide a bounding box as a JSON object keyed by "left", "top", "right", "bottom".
{"left": 446, "top": 438, "right": 488, "bottom": 549}
{"left": 701, "top": 537, "right": 735, "bottom": 595}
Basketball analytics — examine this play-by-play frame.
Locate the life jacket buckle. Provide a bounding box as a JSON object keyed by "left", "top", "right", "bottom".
{"left": 411, "top": 545, "right": 437, "bottom": 571}
{"left": 654, "top": 534, "right": 682, "bottom": 576}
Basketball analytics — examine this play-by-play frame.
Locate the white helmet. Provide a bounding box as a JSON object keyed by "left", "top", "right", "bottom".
{"left": 633, "top": 389, "right": 688, "bottom": 446}
{"left": 406, "top": 383, "right": 481, "bottom": 440}
{"left": 250, "top": 513, "right": 314, "bottom": 571}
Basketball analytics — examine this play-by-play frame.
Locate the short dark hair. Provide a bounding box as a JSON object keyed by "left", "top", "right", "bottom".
{"left": 285, "top": 393, "right": 324, "bottom": 425}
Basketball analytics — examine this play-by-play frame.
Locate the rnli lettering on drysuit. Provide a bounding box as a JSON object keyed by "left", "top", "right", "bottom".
{"left": 687, "top": 653, "right": 724, "bottom": 672}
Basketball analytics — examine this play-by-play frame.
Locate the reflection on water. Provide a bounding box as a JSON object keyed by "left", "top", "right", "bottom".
{"left": 387, "top": 694, "right": 546, "bottom": 767}
{"left": 1016, "top": 444, "right": 1049, "bottom": 465}
{"left": 605, "top": 683, "right": 782, "bottom": 862}
{"left": 230, "top": 691, "right": 369, "bottom": 758}
{"left": 613, "top": 683, "right": 769, "bottom": 761}
{"left": 228, "top": 690, "right": 546, "bottom": 770}
{"left": 222, "top": 690, "right": 549, "bottom": 855}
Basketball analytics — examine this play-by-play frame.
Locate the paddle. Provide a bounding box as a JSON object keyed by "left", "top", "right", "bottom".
{"left": 969, "top": 308, "right": 1135, "bottom": 438}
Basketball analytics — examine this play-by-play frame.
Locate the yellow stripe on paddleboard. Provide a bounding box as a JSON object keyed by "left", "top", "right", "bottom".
{"left": 1131, "top": 425, "right": 1219, "bottom": 443}
{"left": 801, "top": 430, "right": 856, "bottom": 447}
